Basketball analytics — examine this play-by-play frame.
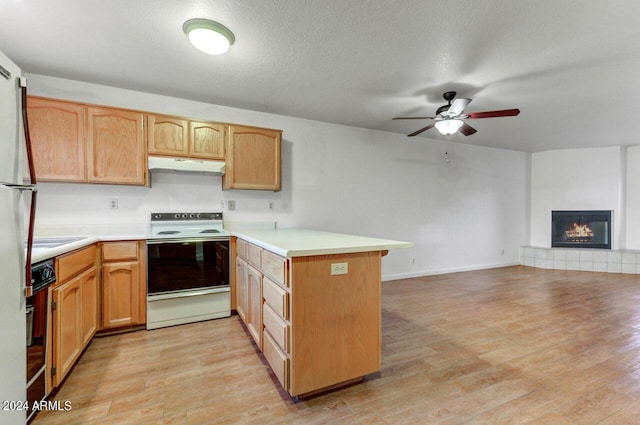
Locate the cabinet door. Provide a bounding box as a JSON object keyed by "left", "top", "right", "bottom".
{"left": 102, "top": 261, "right": 140, "bottom": 328}
{"left": 224, "top": 125, "right": 281, "bottom": 191}
{"left": 236, "top": 256, "right": 248, "bottom": 322}
{"left": 246, "top": 264, "right": 263, "bottom": 348}
{"left": 147, "top": 115, "right": 189, "bottom": 157}
{"left": 27, "top": 97, "right": 86, "bottom": 181}
{"left": 86, "top": 107, "right": 146, "bottom": 185}
{"left": 189, "top": 121, "right": 225, "bottom": 160}
{"left": 52, "top": 276, "right": 82, "bottom": 387}
{"left": 80, "top": 267, "right": 98, "bottom": 346}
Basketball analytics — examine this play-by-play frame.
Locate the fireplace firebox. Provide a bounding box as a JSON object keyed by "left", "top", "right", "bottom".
{"left": 551, "top": 210, "right": 611, "bottom": 249}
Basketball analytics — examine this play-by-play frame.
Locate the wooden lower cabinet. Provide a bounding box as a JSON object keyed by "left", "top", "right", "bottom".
{"left": 236, "top": 256, "right": 248, "bottom": 321}
{"left": 52, "top": 274, "right": 82, "bottom": 387}
{"left": 262, "top": 330, "right": 289, "bottom": 389}
{"left": 289, "top": 252, "right": 381, "bottom": 396}
{"left": 101, "top": 241, "right": 146, "bottom": 329}
{"left": 51, "top": 244, "right": 98, "bottom": 388}
{"left": 246, "top": 264, "right": 263, "bottom": 348}
{"left": 48, "top": 241, "right": 146, "bottom": 391}
{"left": 102, "top": 261, "right": 140, "bottom": 328}
{"left": 80, "top": 268, "right": 99, "bottom": 346}
{"left": 235, "top": 238, "right": 383, "bottom": 397}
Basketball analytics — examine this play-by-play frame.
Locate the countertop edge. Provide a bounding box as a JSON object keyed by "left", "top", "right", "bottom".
{"left": 31, "top": 234, "right": 145, "bottom": 264}
{"left": 31, "top": 228, "right": 414, "bottom": 263}
{"left": 231, "top": 229, "right": 413, "bottom": 258}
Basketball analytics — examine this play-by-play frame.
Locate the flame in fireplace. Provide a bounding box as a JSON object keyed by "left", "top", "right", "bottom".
{"left": 565, "top": 222, "right": 594, "bottom": 238}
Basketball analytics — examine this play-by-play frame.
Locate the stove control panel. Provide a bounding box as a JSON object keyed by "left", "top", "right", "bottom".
{"left": 150, "top": 212, "right": 223, "bottom": 221}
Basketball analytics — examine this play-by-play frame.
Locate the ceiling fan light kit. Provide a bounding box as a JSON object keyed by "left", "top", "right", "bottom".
{"left": 183, "top": 18, "right": 235, "bottom": 55}
{"left": 393, "top": 91, "right": 520, "bottom": 137}
{"left": 435, "top": 119, "right": 464, "bottom": 135}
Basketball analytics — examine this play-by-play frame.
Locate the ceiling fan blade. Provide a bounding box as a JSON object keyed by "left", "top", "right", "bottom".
{"left": 407, "top": 124, "right": 435, "bottom": 137}
{"left": 459, "top": 123, "right": 477, "bottom": 136}
{"left": 393, "top": 116, "right": 436, "bottom": 120}
{"left": 446, "top": 98, "right": 471, "bottom": 117}
{"left": 466, "top": 108, "right": 520, "bottom": 119}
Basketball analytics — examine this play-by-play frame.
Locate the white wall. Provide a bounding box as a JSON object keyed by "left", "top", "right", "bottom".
{"left": 626, "top": 146, "right": 640, "bottom": 249}
{"left": 29, "top": 74, "right": 529, "bottom": 280}
{"left": 530, "top": 146, "right": 626, "bottom": 249}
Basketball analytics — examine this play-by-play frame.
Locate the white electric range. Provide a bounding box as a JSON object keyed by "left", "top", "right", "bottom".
{"left": 146, "top": 212, "right": 231, "bottom": 330}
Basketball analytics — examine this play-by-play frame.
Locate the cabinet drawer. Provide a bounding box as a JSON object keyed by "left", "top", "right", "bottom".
{"left": 263, "top": 303, "right": 289, "bottom": 353}
{"left": 248, "top": 243, "right": 262, "bottom": 268}
{"left": 262, "top": 250, "right": 288, "bottom": 287}
{"left": 57, "top": 245, "right": 97, "bottom": 283}
{"left": 262, "top": 330, "right": 289, "bottom": 390}
{"left": 263, "top": 277, "right": 288, "bottom": 320}
{"left": 236, "top": 238, "right": 248, "bottom": 259}
{"left": 102, "top": 241, "right": 138, "bottom": 261}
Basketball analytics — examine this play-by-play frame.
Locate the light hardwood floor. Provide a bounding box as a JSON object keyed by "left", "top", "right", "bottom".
{"left": 34, "top": 266, "right": 640, "bottom": 424}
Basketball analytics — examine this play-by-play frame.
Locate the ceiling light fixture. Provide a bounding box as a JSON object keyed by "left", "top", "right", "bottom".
{"left": 183, "top": 18, "right": 235, "bottom": 55}
{"left": 434, "top": 119, "right": 464, "bottom": 135}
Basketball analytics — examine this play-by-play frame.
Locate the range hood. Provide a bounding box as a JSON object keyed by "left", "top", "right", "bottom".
{"left": 148, "top": 156, "right": 225, "bottom": 175}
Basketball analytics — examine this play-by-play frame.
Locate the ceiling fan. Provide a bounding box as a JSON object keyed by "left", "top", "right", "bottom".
{"left": 393, "top": 91, "right": 520, "bottom": 137}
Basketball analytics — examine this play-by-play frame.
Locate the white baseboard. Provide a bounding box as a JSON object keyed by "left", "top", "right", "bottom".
{"left": 382, "top": 261, "right": 521, "bottom": 282}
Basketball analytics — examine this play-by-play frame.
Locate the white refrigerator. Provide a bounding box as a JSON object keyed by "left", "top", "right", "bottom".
{"left": 0, "top": 49, "right": 37, "bottom": 424}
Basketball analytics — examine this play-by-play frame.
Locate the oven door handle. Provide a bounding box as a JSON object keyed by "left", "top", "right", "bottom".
{"left": 147, "top": 286, "right": 230, "bottom": 301}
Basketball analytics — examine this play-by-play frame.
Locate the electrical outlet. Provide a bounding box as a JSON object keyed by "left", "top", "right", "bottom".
{"left": 228, "top": 200, "right": 236, "bottom": 210}
{"left": 110, "top": 198, "right": 118, "bottom": 210}
{"left": 220, "top": 200, "right": 226, "bottom": 210}
{"left": 268, "top": 201, "right": 275, "bottom": 211}
{"left": 331, "top": 262, "right": 348, "bottom": 275}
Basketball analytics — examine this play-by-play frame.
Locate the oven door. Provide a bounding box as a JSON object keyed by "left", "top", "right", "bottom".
{"left": 147, "top": 238, "right": 229, "bottom": 295}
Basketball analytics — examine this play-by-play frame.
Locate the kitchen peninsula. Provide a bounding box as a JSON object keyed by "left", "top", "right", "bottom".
{"left": 29, "top": 227, "right": 410, "bottom": 400}
{"left": 231, "top": 227, "right": 411, "bottom": 397}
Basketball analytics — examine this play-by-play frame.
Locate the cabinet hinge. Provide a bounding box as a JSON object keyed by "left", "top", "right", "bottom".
{"left": 51, "top": 300, "right": 56, "bottom": 312}
{"left": 51, "top": 366, "right": 56, "bottom": 377}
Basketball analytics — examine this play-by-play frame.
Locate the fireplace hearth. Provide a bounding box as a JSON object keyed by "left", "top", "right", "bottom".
{"left": 551, "top": 210, "right": 611, "bottom": 249}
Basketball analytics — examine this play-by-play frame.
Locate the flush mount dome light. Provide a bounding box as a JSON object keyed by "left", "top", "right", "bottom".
{"left": 183, "top": 18, "right": 235, "bottom": 55}
{"left": 434, "top": 119, "right": 464, "bottom": 135}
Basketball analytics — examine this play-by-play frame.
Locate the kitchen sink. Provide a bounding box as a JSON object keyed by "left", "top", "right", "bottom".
{"left": 31, "top": 237, "right": 87, "bottom": 248}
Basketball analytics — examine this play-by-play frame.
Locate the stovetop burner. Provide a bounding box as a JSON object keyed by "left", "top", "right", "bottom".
{"left": 147, "top": 212, "right": 229, "bottom": 240}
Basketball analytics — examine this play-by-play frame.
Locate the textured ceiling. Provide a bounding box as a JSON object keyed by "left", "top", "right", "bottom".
{"left": 1, "top": 0, "right": 639, "bottom": 152}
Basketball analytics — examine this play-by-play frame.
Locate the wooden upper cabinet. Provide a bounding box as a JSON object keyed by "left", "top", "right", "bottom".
{"left": 86, "top": 107, "right": 146, "bottom": 185}
{"left": 28, "top": 97, "right": 147, "bottom": 186}
{"left": 224, "top": 125, "right": 282, "bottom": 191}
{"left": 147, "top": 115, "right": 189, "bottom": 157}
{"left": 147, "top": 115, "right": 225, "bottom": 160}
{"left": 190, "top": 121, "right": 225, "bottom": 160}
{"left": 28, "top": 96, "right": 285, "bottom": 190}
{"left": 27, "top": 97, "right": 86, "bottom": 181}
